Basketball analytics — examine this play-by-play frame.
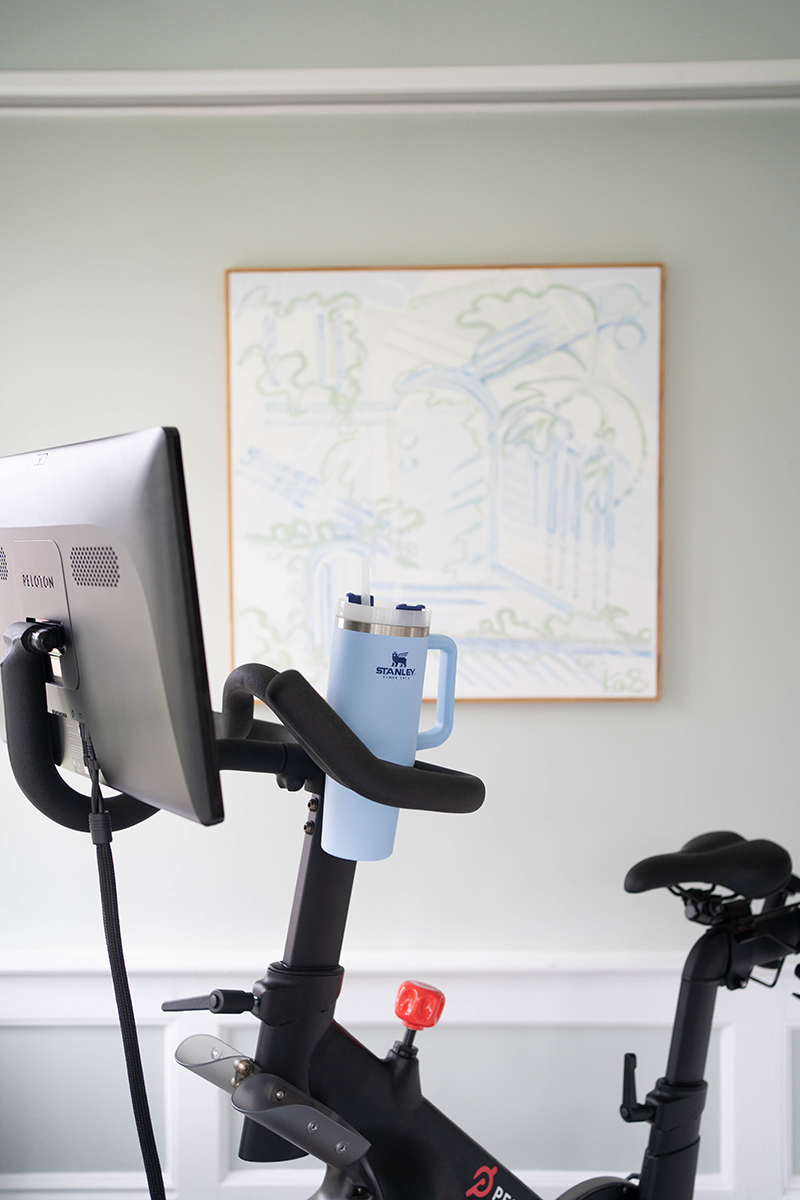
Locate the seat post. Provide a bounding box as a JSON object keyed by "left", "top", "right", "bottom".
{"left": 665, "top": 927, "right": 729, "bottom": 1084}
{"left": 637, "top": 927, "right": 729, "bottom": 1200}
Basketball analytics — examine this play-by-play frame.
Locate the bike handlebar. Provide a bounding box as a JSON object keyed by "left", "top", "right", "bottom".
{"left": 221, "top": 663, "right": 485, "bottom": 815}
{"left": 1, "top": 630, "right": 485, "bottom": 834}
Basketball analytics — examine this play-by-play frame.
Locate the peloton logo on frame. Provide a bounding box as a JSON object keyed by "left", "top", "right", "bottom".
{"left": 20, "top": 572, "right": 55, "bottom": 590}
{"left": 375, "top": 650, "right": 415, "bottom": 678}
{"left": 466, "top": 1164, "right": 518, "bottom": 1200}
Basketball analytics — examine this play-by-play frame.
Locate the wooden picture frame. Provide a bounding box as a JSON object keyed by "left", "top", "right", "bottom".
{"left": 227, "top": 264, "right": 663, "bottom": 700}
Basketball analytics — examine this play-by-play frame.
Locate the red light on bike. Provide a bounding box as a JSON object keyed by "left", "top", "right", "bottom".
{"left": 395, "top": 980, "right": 446, "bottom": 1030}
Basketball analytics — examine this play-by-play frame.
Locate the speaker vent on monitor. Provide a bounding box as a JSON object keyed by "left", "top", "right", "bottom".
{"left": 70, "top": 546, "right": 120, "bottom": 588}
{"left": 0, "top": 547, "right": 7, "bottom": 581}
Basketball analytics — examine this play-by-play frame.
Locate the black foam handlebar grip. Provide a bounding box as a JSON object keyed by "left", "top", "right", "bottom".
{"left": 220, "top": 662, "right": 484, "bottom": 814}
{"left": 264, "top": 669, "right": 484, "bottom": 815}
{"left": 0, "top": 632, "right": 157, "bottom": 833}
{"left": 221, "top": 662, "right": 281, "bottom": 740}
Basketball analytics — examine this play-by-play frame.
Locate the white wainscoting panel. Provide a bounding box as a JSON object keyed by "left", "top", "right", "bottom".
{"left": 0, "top": 955, "right": 797, "bottom": 1199}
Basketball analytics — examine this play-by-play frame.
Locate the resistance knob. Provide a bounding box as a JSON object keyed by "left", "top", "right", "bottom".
{"left": 395, "top": 980, "right": 446, "bottom": 1031}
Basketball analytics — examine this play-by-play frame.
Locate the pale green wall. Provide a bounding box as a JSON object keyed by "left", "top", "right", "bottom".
{"left": 0, "top": 101, "right": 798, "bottom": 962}
{"left": 1, "top": 0, "right": 800, "bottom": 70}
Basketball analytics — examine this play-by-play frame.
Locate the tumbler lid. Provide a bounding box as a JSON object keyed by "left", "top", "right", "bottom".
{"left": 336, "top": 597, "right": 431, "bottom": 637}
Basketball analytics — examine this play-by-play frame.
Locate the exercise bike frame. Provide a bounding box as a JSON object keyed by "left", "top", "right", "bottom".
{"left": 4, "top": 627, "right": 800, "bottom": 1200}
{"left": 234, "top": 783, "right": 800, "bottom": 1200}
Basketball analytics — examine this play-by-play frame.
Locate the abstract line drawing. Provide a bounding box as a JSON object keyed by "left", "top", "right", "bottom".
{"left": 228, "top": 265, "right": 662, "bottom": 700}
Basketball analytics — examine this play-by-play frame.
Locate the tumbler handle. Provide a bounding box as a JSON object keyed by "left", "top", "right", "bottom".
{"left": 416, "top": 635, "right": 457, "bottom": 750}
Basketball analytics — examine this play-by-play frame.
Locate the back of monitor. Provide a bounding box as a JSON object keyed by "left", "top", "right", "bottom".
{"left": 0, "top": 427, "right": 222, "bottom": 825}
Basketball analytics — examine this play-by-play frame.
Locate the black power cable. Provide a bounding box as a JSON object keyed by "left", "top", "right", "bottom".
{"left": 82, "top": 730, "right": 166, "bottom": 1200}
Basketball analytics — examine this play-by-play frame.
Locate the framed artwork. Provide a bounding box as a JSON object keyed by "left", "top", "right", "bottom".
{"left": 227, "top": 264, "right": 663, "bottom": 700}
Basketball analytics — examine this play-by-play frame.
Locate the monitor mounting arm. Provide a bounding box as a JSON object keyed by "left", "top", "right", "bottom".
{"left": 0, "top": 622, "right": 326, "bottom": 833}
{"left": 1, "top": 620, "right": 158, "bottom": 832}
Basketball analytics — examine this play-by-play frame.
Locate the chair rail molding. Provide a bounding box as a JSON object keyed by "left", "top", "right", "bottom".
{"left": 0, "top": 60, "right": 799, "bottom": 111}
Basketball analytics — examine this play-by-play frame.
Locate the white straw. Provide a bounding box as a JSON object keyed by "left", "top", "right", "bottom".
{"left": 361, "top": 556, "right": 371, "bottom": 608}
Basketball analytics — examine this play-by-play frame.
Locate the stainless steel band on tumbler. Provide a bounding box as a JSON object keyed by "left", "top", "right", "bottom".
{"left": 336, "top": 616, "right": 428, "bottom": 637}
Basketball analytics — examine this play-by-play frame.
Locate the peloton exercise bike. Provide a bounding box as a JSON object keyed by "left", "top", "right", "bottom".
{"left": 1, "top": 427, "right": 799, "bottom": 1200}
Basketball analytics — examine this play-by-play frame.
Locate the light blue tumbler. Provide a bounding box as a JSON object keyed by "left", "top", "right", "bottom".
{"left": 321, "top": 596, "right": 457, "bottom": 862}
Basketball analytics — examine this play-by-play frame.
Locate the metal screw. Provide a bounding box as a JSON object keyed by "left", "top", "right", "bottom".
{"left": 303, "top": 821, "right": 315, "bottom": 835}
{"left": 307, "top": 1121, "right": 318, "bottom": 1133}
{"left": 308, "top": 797, "right": 319, "bottom": 812}
{"left": 336, "top": 1141, "right": 348, "bottom": 1154}
{"left": 274, "top": 1089, "right": 285, "bottom": 1101}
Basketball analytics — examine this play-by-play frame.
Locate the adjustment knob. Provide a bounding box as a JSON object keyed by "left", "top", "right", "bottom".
{"left": 395, "top": 980, "right": 445, "bottom": 1031}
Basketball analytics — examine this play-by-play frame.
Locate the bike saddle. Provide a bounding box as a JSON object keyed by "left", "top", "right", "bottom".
{"left": 624, "top": 831, "right": 793, "bottom": 900}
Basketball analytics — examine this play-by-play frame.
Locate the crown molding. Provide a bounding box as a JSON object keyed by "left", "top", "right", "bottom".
{"left": 0, "top": 59, "right": 798, "bottom": 110}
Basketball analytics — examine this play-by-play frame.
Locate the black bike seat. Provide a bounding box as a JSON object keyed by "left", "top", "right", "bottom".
{"left": 624, "top": 831, "right": 793, "bottom": 900}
